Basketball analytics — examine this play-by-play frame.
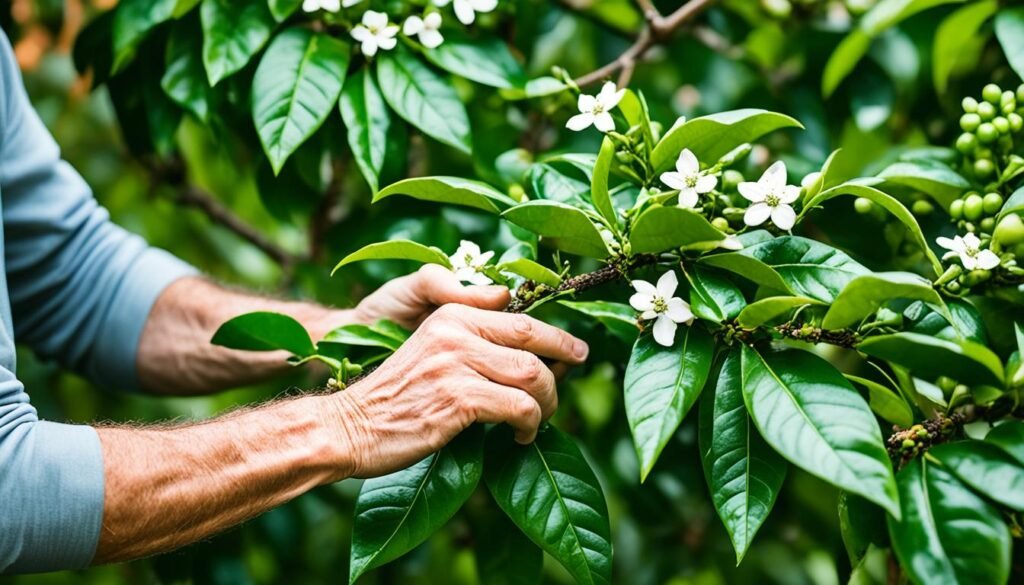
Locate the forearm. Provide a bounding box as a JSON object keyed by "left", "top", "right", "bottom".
{"left": 137, "top": 277, "right": 359, "bottom": 394}
{"left": 93, "top": 393, "right": 354, "bottom": 564}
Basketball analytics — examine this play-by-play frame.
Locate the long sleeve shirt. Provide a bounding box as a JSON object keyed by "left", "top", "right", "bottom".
{"left": 0, "top": 31, "right": 196, "bottom": 573}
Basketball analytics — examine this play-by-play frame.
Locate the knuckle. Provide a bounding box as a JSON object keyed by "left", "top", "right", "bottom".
{"left": 511, "top": 350, "right": 543, "bottom": 384}
{"left": 510, "top": 314, "right": 535, "bottom": 343}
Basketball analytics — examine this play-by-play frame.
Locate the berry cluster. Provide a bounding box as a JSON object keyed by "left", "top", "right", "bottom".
{"left": 955, "top": 83, "right": 1024, "bottom": 181}
{"left": 948, "top": 190, "right": 1004, "bottom": 234}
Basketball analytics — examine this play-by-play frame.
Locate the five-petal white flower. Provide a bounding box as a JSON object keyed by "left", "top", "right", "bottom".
{"left": 659, "top": 149, "right": 717, "bottom": 209}
{"left": 351, "top": 10, "right": 399, "bottom": 57}
{"left": 566, "top": 81, "right": 625, "bottom": 133}
{"left": 739, "top": 160, "right": 801, "bottom": 231}
{"left": 403, "top": 12, "right": 444, "bottom": 48}
{"left": 434, "top": 0, "right": 497, "bottom": 25}
{"left": 449, "top": 240, "right": 495, "bottom": 286}
{"left": 937, "top": 233, "right": 1001, "bottom": 271}
{"left": 629, "top": 271, "right": 694, "bottom": 347}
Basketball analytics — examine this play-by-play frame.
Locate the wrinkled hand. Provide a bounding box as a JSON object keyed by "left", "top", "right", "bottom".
{"left": 352, "top": 264, "right": 510, "bottom": 329}
{"left": 330, "top": 304, "right": 589, "bottom": 478}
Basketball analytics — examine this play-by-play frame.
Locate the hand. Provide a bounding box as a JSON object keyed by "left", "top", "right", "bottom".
{"left": 351, "top": 264, "right": 510, "bottom": 329}
{"left": 330, "top": 304, "right": 589, "bottom": 478}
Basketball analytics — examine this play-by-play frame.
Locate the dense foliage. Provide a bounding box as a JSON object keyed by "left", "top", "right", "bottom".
{"left": 9, "top": 0, "right": 1024, "bottom": 583}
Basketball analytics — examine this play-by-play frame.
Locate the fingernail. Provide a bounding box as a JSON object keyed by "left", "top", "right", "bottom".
{"left": 573, "top": 340, "right": 589, "bottom": 360}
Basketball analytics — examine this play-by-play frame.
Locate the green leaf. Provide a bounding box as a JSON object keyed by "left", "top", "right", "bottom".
{"left": 350, "top": 427, "right": 484, "bottom": 584}
{"left": 858, "top": 332, "right": 1005, "bottom": 386}
{"left": 650, "top": 109, "right": 802, "bottom": 173}
{"left": 686, "top": 266, "right": 746, "bottom": 323}
{"left": 933, "top": 1, "right": 998, "bottom": 93}
{"left": 736, "top": 296, "right": 825, "bottom": 328}
{"left": 377, "top": 46, "right": 471, "bottom": 154}
{"left": 995, "top": 6, "right": 1024, "bottom": 82}
{"left": 484, "top": 425, "right": 612, "bottom": 585}
{"left": 162, "top": 20, "right": 211, "bottom": 122}
{"left": 932, "top": 441, "right": 1024, "bottom": 511}
{"left": 113, "top": 0, "right": 184, "bottom": 73}
{"left": 839, "top": 493, "right": 888, "bottom": 564}
{"left": 877, "top": 160, "right": 971, "bottom": 209}
{"left": 252, "top": 29, "right": 350, "bottom": 174}
{"left": 529, "top": 163, "right": 590, "bottom": 208}
{"left": 558, "top": 301, "right": 638, "bottom": 343}
{"left": 422, "top": 34, "right": 526, "bottom": 89}
{"left": 845, "top": 375, "right": 914, "bottom": 427}
{"left": 700, "top": 255, "right": 791, "bottom": 295}
{"left": 624, "top": 327, "right": 714, "bottom": 481}
{"left": 374, "top": 177, "right": 515, "bottom": 213}
{"left": 211, "top": 311, "right": 316, "bottom": 356}
{"left": 628, "top": 205, "right": 726, "bottom": 254}
{"left": 201, "top": 0, "right": 276, "bottom": 86}
{"left": 699, "top": 349, "right": 786, "bottom": 563}
{"left": 340, "top": 69, "right": 389, "bottom": 193}
{"left": 986, "top": 421, "right": 1024, "bottom": 466}
{"left": 822, "top": 30, "right": 872, "bottom": 97}
{"left": 740, "top": 346, "right": 899, "bottom": 516}
{"left": 320, "top": 320, "right": 409, "bottom": 352}
{"left": 887, "top": 457, "right": 1010, "bottom": 585}
{"left": 822, "top": 272, "right": 949, "bottom": 330}
{"left": 501, "top": 201, "right": 610, "bottom": 258}
{"left": 997, "top": 185, "right": 1024, "bottom": 220}
{"left": 799, "top": 181, "right": 943, "bottom": 276}
{"left": 471, "top": 503, "right": 544, "bottom": 585}
{"left": 332, "top": 240, "right": 452, "bottom": 274}
{"left": 497, "top": 258, "right": 561, "bottom": 287}
{"left": 590, "top": 137, "right": 618, "bottom": 229}
{"left": 268, "top": 0, "right": 302, "bottom": 22}
{"left": 618, "top": 90, "right": 655, "bottom": 159}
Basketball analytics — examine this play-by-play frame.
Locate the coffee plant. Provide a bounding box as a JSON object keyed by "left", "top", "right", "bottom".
{"left": 22, "top": 0, "right": 1024, "bottom": 582}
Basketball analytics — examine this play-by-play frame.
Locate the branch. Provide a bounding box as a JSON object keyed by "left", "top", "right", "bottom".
{"left": 573, "top": 0, "right": 717, "bottom": 88}
{"left": 505, "top": 254, "right": 660, "bottom": 313}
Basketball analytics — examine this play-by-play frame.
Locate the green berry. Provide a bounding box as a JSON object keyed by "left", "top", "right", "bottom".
{"left": 995, "top": 214, "right": 1024, "bottom": 246}
{"left": 995, "top": 117, "right": 1011, "bottom": 134}
{"left": 947, "top": 281, "right": 962, "bottom": 293}
{"left": 962, "top": 96, "right": 979, "bottom": 113}
{"left": 975, "top": 158, "right": 996, "bottom": 179}
{"left": 999, "top": 135, "right": 1015, "bottom": 151}
{"left": 978, "top": 101, "right": 997, "bottom": 120}
{"left": 937, "top": 376, "right": 957, "bottom": 392}
{"left": 983, "top": 192, "right": 1004, "bottom": 214}
{"left": 1018, "top": 84, "right": 1024, "bottom": 103}
{"left": 976, "top": 147, "right": 995, "bottom": 159}
{"left": 983, "top": 83, "right": 1003, "bottom": 104}
{"left": 723, "top": 169, "right": 744, "bottom": 190}
{"left": 978, "top": 122, "right": 998, "bottom": 143}
{"left": 711, "top": 217, "right": 730, "bottom": 230}
{"left": 956, "top": 132, "right": 978, "bottom": 153}
{"left": 902, "top": 439, "right": 916, "bottom": 449}
{"left": 916, "top": 429, "right": 929, "bottom": 439}
{"left": 964, "top": 193, "right": 985, "bottom": 220}
{"left": 960, "top": 113, "right": 981, "bottom": 132}
{"left": 981, "top": 217, "right": 996, "bottom": 233}
{"left": 912, "top": 200, "right": 934, "bottom": 216}
{"left": 950, "top": 198, "right": 965, "bottom": 219}
{"left": 1010, "top": 113, "right": 1024, "bottom": 132}
{"left": 854, "top": 197, "right": 874, "bottom": 214}
{"left": 1004, "top": 101, "right": 1017, "bottom": 115}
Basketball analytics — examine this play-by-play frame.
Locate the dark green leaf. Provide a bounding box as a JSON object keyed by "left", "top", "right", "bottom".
{"left": 650, "top": 110, "right": 802, "bottom": 173}
{"left": 686, "top": 266, "right": 746, "bottom": 323}
{"left": 822, "top": 272, "right": 948, "bottom": 330}
{"left": 422, "top": 34, "right": 526, "bottom": 89}
{"left": 839, "top": 493, "right": 887, "bottom": 564}
{"left": 933, "top": 1, "right": 998, "bottom": 93}
{"left": 211, "top": 311, "right": 316, "bottom": 356}
{"left": 375, "top": 176, "right": 515, "bottom": 213}
{"left": 628, "top": 206, "right": 726, "bottom": 254}
{"left": 986, "top": 421, "right": 1024, "bottom": 466}
{"left": 558, "top": 301, "right": 638, "bottom": 343}
{"left": 932, "top": 441, "right": 1024, "bottom": 511}
{"left": 162, "top": 19, "right": 211, "bottom": 122}
{"left": 845, "top": 375, "right": 914, "bottom": 427}
{"left": 590, "top": 137, "right": 618, "bottom": 228}
{"left": 528, "top": 163, "right": 590, "bottom": 208}
{"left": 736, "top": 296, "right": 824, "bottom": 328}
{"left": 858, "top": 332, "right": 1004, "bottom": 386}
{"left": 269, "top": 0, "right": 302, "bottom": 22}
{"left": 502, "top": 201, "right": 610, "bottom": 258}
{"left": 201, "top": 0, "right": 276, "bottom": 86}
{"left": 113, "top": 0, "right": 186, "bottom": 72}
{"left": 877, "top": 160, "right": 971, "bottom": 210}
{"left": 332, "top": 240, "right": 452, "bottom": 274}
{"left": 471, "top": 502, "right": 544, "bottom": 585}
{"left": 341, "top": 69, "right": 389, "bottom": 193}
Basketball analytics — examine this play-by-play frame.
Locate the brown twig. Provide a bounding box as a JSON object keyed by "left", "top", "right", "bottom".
{"left": 505, "top": 254, "right": 659, "bottom": 313}
{"left": 573, "top": 0, "right": 717, "bottom": 88}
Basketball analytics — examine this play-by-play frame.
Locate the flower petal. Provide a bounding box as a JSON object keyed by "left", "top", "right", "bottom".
{"left": 641, "top": 310, "right": 658, "bottom": 321}
{"left": 744, "top": 202, "right": 771, "bottom": 226}
{"left": 630, "top": 293, "right": 655, "bottom": 312}
{"left": 342, "top": 0, "right": 361, "bottom": 6}
{"left": 771, "top": 204, "right": 796, "bottom": 231}
{"left": 677, "top": 189, "right": 699, "bottom": 209}
{"left": 380, "top": 25, "right": 399, "bottom": 39}
{"left": 577, "top": 93, "right": 596, "bottom": 114}
{"left": 760, "top": 160, "right": 788, "bottom": 189}
{"left": 403, "top": 15, "right": 424, "bottom": 35}
{"left": 652, "top": 315, "right": 678, "bottom": 347}
{"left": 454, "top": 0, "right": 475, "bottom": 24}
{"left": 631, "top": 279, "right": 657, "bottom": 295}
{"left": 364, "top": 10, "right": 387, "bottom": 27}
{"left": 656, "top": 270, "right": 678, "bottom": 298}
{"left": 695, "top": 174, "right": 717, "bottom": 194}
{"left": 978, "top": 250, "right": 1001, "bottom": 270}
{"left": 322, "top": 0, "right": 341, "bottom": 10}
{"left": 660, "top": 171, "right": 686, "bottom": 190}
{"left": 593, "top": 112, "right": 615, "bottom": 133}
{"left": 420, "top": 28, "right": 444, "bottom": 48}
{"left": 425, "top": 11, "right": 443, "bottom": 27}
{"left": 780, "top": 184, "right": 801, "bottom": 204}
{"left": 303, "top": 0, "right": 320, "bottom": 12}
{"left": 665, "top": 298, "right": 693, "bottom": 323}
{"left": 738, "top": 181, "right": 766, "bottom": 203}
{"left": 963, "top": 232, "right": 982, "bottom": 249}
{"left": 476, "top": 250, "right": 495, "bottom": 265}
{"left": 676, "top": 148, "right": 699, "bottom": 175}
{"left": 467, "top": 271, "right": 493, "bottom": 286}
{"left": 472, "top": 0, "right": 498, "bottom": 12}
{"left": 566, "top": 113, "right": 594, "bottom": 131}
{"left": 961, "top": 254, "right": 979, "bottom": 270}
{"left": 361, "top": 38, "right": 378, "bottom": 56}
{"left": 351, "top": 25, "right": 369, "bottom": 41}
{"left": 936, "top": 237, "right": 961, "bottom": 252}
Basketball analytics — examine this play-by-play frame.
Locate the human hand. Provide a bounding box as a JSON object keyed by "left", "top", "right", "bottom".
{"left": 329, "top": 304, "right": 589, "bottom": 478}
{"left": 351, "top": 264, "right": 510, "bottom": 329}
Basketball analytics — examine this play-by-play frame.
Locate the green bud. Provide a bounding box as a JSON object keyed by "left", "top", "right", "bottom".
{"left": 983, "top": 83, "right": 1003, "bottom": 104}
{"left": 912, "top": 199, "right": 934, "bottom": 216}
{"left": 936, "top": 376, "right": 957, "bottom": 392}
{"left": 960, "top": 113, "right": 981, "bottom": 132}
{"left": 995, "top": 116, "right": 1011, "bottom": 135}
{"left": 854, "top": 197, "right": 874, "bottom": 214}
{"left": 999, "top": 135, "right": 1015, "bottom": 151}
{"left": 1004, "top": 101, "right": 1018, "bottom": 115}
{"left": 902, "top": 439, "right": 916, "bottom": 449}
{"left": 950, "top": 198, "right": 965, "bottom": 219}
{"left": 977, "top": 122, "right": 998, "bottom": 143}
{"left": 723, "top": 169, "right": 744, "bottom": 190}
{"left": 964, "top": 193, "right": 985, "bottom": 220}
{"left": 762, "top": 0, "right": 792, "bottom": 18}
{"left": 976, "top": 147, "right": 995, "bottom": 159}
{"left": 1010, "top": 112, "right": 1024, "bottom": 132}
{"left": 962, "top": 96, "right": 979, "bottom": 113}
{"left": 916, "top": 429, "right": 929, "bottom": 439}
{"left": 983, "top": 192, "right": 1004, "bottom": 214}
{"left": 978, "top": 101, "right": 997, "bottom": 120}
{"left": 956, "top": 132, "right": 977, "bottom": 153}
{"left": 711, "top": 217, "right": 730, "bottom": 230}
{"left": 995, "top": 214, "right": 1024, "bottom": 246}
{"left": 509, "top": 183, "right": 526, "bottom": 202}
{"left": 974, "top": 158, "right": 996, "bottom": 179}
{"left": 947, "top": 281, "right": 962, "bottom": 293}
{"left": 981, "top": 217, "right": 996, "bottom": 233}
{"left": 718, "top": 143, "right": 752, "bottom": 166}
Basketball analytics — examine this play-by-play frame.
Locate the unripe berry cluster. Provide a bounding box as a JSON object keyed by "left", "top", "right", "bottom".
{"left": 948, "top": 190, "right": 1004, "bottom": 234}
{"left": 955, "top": 83, "right": 1024, "bottom": 181}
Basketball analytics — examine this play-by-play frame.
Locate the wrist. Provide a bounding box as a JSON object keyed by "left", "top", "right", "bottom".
{"left": 314, "top": 390, "right": 373, "bottom": 481}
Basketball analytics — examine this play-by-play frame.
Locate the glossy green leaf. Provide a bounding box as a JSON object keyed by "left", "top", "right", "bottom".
{"left": 332, "top": 240, "right": 452, "bottom": 274}
{"left": 211, "top": 311, "right": 316, "bottom": 356}
{"left": 268, "top": 0, "right": 302, "bottom": 22}
{"left": 700, "top": 255, "right": 791, "bottom": 294}
{"left": 686, "top": 266, "right": 746, "bottom": 323}
{"left": 422, "top": 34, "right": 526, "bottom": 89}
{"left": 858, "top": 332, "right": 1004, "bottom": 386}
{"left": 650, "top": 110, "right": 802, "bottom": 173}
{"left": 162, "top": 20, "right": 211, "bottom": 122}
{"left": 497, "top": 258, "right": 561, "bottom": 287}
{"left": 822, "top": 30, "right": 871, "bottom": 97}
{"left": 933, "top": 1, "right": 998, "bottom": 93}
{"left": 624, "top": 327, "right": 714, "bottom": 481}
{"left": 877, "top": 160, "right": 971, "bottom": 209}
{"left": 628, "top": 205, "right": 726, "bottom": 254}
{"left": 501, "top": 201, "right": 610, "bottom": 258}
{"left": 736, "top": 296, "right": 824, "bottom": 328}
{"left": 340, "top": 69, "right": 389, "bottom": 193}
{"left": 845, "top": 375, "right": 914, "bottom": 427}
{"left": 484, "top": 425, "right": 612, "bottom": 585}
{"left": 995, "top": 6, "right": 1024, "bottom": 82}
{"left": 320, "top": 320, "right": 409, "bottom": 352}
{"left": 201, "top": 0, "right": 276, "bottom": 86}
{"left": 839, "top": 493, "right": 888, "bottom": 564}
{"left": 822, "top": 272, "right": 948, "bottom": 330}
{"left": 374, "top": 176, "right": 515, "bottom": 213}
{"left": 591, "top": 137, "right": 617, "bottom": 228}
{"left": 471, "top": 502, "right": 543, "bottom": 585}
{"left": 800, "top": 181, "right": 943, "bottom": 276}
{"left": 529, "top": 163, "right": 590, "bottom": 208}
{"left": 113, "top": 0, "right": 187, "bottom": 72}
{"left": 986, "top": 421, "right": 1024, "bottom": 466}
{"left": 699, "top": 349, "right": 786, "bottom": 563}
{"left": 350, "top": 427, "right": 484, "bottom": 584}
{"left": 558, "top": 301, "right": 637, "bottom": 343}
{"left": 617, "top": 89, "right": 654, "bottom": 159}
{"left": 740, "top": 346, "right": 899, "bottom": 516}
{"left": 887, "top": 457, "right": 1010, "bottom": 585}
{"left": 932, "top": 441, "right": 1024, "bottom": 511}
{"left": 252, "top": 29, "right": 350, "bottom": 174}
{"left": 377, "top": 46, "right": 471, "bottom": 154}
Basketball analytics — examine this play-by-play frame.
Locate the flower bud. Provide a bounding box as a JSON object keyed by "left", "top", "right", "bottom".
{"left": 962, "top": 96, "right": 979, "bottom": 113}
{"left": 854, "top": 197, "right": 874, "bottom": 214}
{"left": 912, "top": 199, "right": 934, "bottom": 216}
{"left": 718, "top": 143, "right": 752, "bottom": 166}
{"left": 956, "top": 132, "right": 977, "bottom": 154}
{"left": 960, "top": 113, "right": 981, "bottom": 132}
{"left": 977, "top": 122, "right": 998, "bottom": 143}
{"left": 983, "top": 192, "right": 1004, "bottom": 215}
{"left": 723, "top": 169, "right": 744, "bottom": 190}
{"left": 974, "top": 158, "right": 995, "bottom": 179}
{"left": 949, "top": 198, "right": 964, "bottom": 219}
{"left": 995, "top": 214, "right": 1024, "bottom": 247}
{"left": 983, "top": 83, "right": 1003, "bottom": 104}
{"left": 963, "top": 193, "right": 985, "bottom": 220}
{"left": 978, "top": 101, "right": 997, "bottom": 120}
{"left": 981, "top": 217, "right": 996, "bottom": 233}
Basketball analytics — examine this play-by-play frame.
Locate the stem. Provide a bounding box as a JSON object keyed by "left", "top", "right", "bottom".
{"left": 505, "top": 254, "right": 659, "bottom": 313}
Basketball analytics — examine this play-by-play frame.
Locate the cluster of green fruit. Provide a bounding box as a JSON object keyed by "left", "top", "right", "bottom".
{"left": 760, "top": 0, "right": 874, "bottom": 19}
{"left": 948, "top": 190, "right": 1004, "bottom": 234}
{"left": 955, "top": 83, "right": 1024, "bottom": 181}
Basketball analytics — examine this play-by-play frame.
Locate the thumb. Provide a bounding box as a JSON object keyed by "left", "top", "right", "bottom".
{"left": 416, "top": 264, "right": 510, "bottom": 310}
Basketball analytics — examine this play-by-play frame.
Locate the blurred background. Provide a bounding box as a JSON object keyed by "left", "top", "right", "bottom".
{"left": 3, "top": 0, "right": 1019, "bottom": 583}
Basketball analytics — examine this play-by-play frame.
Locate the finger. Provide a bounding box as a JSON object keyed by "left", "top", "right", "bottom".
{"left": 416, "top": 264, "right": 510, "bottom": 310}
{"left": 466, "top": 342, "right": 558, "bottom": 419}
{"left": 455, "top": 308, "right": 589, "bottom": 365}
{"left": 467, "top": 381, "right": 544, "bottom": 444}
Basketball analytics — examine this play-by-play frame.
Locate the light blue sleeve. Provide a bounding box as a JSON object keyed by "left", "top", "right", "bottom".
{"left": 0, "top": 31, "right": 196, "bottom": 573}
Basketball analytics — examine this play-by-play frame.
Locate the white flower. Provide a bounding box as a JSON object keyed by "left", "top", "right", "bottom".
{"left": 403, "top": 12, "right": 444, "bottom": 48}
{"left": 566, "top": 81, "right": 625, "bottom": 133}
{"left": 302, "top": 0, "right": 340, "bottom": 12}
{"left": 434, "top": 0, "right": 497, "bottom": 25}
{"left": 739, "top": 160, "right": 801, "bottom": 231}
{"left": 659, "top": 149, "right": 717, "bottom": 209}
{"left": 937, "top": 233, "right": 1000, "bottom": 271}
{"left": 351, "top": 10, "right": 399, "bottom": 57}
{"left": 449, "top": 240, "right": 495, "bottom": 286}
{"left": 629, "top": 271, "right": 694, "bottom": 347}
